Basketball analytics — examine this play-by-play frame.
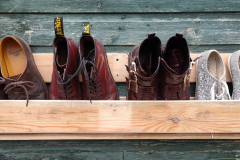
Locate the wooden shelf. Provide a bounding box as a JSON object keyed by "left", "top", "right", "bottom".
{"left": 0, "top": 100, "right": 240, "bottom": 140}
{"left": 33, "top": 53, "right": 232, "bottom": 83}
{"left": 0, "top": 53, "right": 235, "bottom": 140}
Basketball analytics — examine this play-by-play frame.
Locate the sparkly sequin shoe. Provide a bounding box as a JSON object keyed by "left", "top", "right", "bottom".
{"left": 227, "top": 50, "right": 240, "bottom": 100}
{"left": 195, "top": 50, "right": 231, "bottom": 100}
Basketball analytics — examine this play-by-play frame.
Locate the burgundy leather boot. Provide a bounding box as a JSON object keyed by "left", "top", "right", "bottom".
{"left": 78, "top": 25, "right": 118, "bottom": 100}
{"left": 159, "top": 33, "right": 191, "bottom": 100}
{"left": 126, "top": 33, "right": 161, "bottom": 100}
{"left": 49, "top": 17, "right": 82, "bottom": 100}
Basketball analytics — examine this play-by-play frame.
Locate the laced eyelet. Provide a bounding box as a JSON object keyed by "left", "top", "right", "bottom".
{"left": 58, "top": 76, "right": 74, "bottom": 100}
{"left": 80, "top": 56, "right": 103, "bottom": 101}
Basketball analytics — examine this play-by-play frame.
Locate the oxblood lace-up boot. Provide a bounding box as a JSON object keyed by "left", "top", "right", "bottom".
{"left": 49, "top": 17, "right": 82, "bottom": 100}
{"left": 126, "top": 33, "right": 161, "bottom": 100}
{"left": 159, "top": 33, "right": 193, "bottom": 100}
{"left": 78, "top": 25, "right": 118, "bottom": 100}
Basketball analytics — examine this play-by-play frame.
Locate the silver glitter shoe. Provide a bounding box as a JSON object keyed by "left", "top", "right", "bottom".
{"left": 227, "top": 50, "right": 240, "bottom": 100}
{"left": 196, "top": 50, "right": 231, "bottom": 100}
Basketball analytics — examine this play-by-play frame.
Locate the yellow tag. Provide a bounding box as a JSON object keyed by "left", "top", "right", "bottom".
{"left": 83, "top": 25, "right": 91, "bottom": 34}
{"left": 55, "top": 17, "right": 63, "bottom": 36}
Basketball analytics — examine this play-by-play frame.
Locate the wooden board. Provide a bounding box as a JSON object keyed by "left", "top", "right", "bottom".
{"left": 0, "top": 140, "right": 239, "bottom": 160}
{"left": 1, "top": 13, "right": 240, "bottom": 46}
{"left": 0, "top": 100, "right": 240, "bottom": 135}
{"left": 31, "top": 45, "right": 240, "bottom": 55}
{"left": 33, "top": 53, "right": 232, "bottom": 83}
{"left": 1, "top": 133, "right": 240, "bottom": 140}
{"left": 0, "top": 0, "right": 240, "bottom": 13}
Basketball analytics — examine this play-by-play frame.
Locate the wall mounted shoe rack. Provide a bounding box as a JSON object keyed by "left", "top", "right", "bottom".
{"left": 0, "top": 53, "right": 239, "bottom": 140}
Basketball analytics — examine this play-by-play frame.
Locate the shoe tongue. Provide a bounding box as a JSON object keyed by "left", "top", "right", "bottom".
{"left": 8, "top": 74, "right": 21, "bottom": 81}
{"left": 167, "top": 49, "right": 185, "bottom": 74}
{"left": 56, "top": 55, "right": 67, "bottom": 80}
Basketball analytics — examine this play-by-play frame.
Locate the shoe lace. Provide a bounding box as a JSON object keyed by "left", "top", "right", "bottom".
{"left": 81, "top": 57, "right": 102, "bottom": 102}
{"left": 3, "top": 80, "right": 35, "bottom": 106}
{"left": 0, "top": 77, "right": 5, "bottom": 84}
{"left": 56, "top": 49, "right": 102, "bottom": 102}
{"left": 210, "top": 80, "right": 231, "bottom": 100}
{"left": 57, "top": 74, "right": 74, "bottom": 100}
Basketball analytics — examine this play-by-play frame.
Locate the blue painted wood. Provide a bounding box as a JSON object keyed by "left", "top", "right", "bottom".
{"left": 0, "top": 0, "right": 240, "bottom": 13}
{"left": 0, "top": 140, "right": 239, "bottom": 160}
{"left": 1, "top": 13, "right": 240, "bottom": 46}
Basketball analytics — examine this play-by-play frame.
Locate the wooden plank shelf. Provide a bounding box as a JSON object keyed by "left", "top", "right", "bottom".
{"left": 34, "top": 53, "right": 232, "bottom": 83}
{"left": 0, "top": 100, "right": 240, "bottom": 140}
{"left": 0, "top": 53, "right": 237, "bottom": 140}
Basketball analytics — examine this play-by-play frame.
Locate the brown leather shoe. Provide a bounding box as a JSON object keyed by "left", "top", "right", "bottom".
{"left": 159, "top": 33, "right": 191, "bottom": 100}
{"left": 0, "top": 71, "right": 7, "bottom": 99}
{"left": 126, "top": 33, "right": 161, "bottom": 100}
{"left": 78, "top": 24, "right": 118, "bottom": 100}
{"left": 0, "top": 35, "right": 48, "bottom": 105}
{"left": 49, "top": 17, "right": 82, "bottom": 100}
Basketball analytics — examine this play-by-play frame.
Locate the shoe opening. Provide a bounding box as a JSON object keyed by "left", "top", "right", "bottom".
{"left": 165, "top": 37, "right": 189, "bottom": 74}
{"left": 54, "top": 37, "right": 68, "bottom": 74}
{"left": 207, "top": 51, "right": 224, "bottom": 79}
{"left": 80, "top": 36, "right": 95, "bottom": 61}
{"left": 0, "top": 36, "right": 27, "bottom": 79}
{"left": 139, "top": 37, "right": 161, "bottom": 75}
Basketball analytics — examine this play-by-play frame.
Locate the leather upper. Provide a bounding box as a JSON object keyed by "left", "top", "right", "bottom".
{"left": 79, "top": 35, "right": 118, "bottom": 100}
{"left": 0, "top": 36, "right": 48, "bottom": 101}
{"left": 159, "top": 33, "right": 190, "bottom": 100}
{"left": 49, "top": 37, "right": 82, "bottom": 100}
{"left": 126, "top": 34, "right": 161, "bottom": 100}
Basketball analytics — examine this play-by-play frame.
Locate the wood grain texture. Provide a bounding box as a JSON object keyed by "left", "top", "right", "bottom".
{"left": 1, "top": 13, "right": 240, "bottom": 46}
{"left": 33, "top": 53, "right": 232, "bottom": 83}
{"left": 0, "top": 100, "right": 240, "bottom": 134}
{"left": 1, "top": 133, "right": 240, "bottom": 140}
{"left": 0, "top": 0, "right": 240, "bottom": 13}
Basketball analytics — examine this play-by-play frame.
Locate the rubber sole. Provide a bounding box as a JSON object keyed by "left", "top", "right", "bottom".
{"left": 227, "top": 54, "right": 233, "bottom": 79}
{"left": 194, "top": 53, "right": 203, "bottom": 100}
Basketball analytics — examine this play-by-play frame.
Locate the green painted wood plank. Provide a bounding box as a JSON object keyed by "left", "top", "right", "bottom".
{"left": 1, "top": 13, "right": 240, "bottom": 46}
{"left": 0, "top": 152, "right": 122, "bottom": 160}
{"left": 0, "top": 140, "right": 240, "bottom": 159}
{"left": 1, "top": 140, "right": 240, "bottom": 152}
{"left": 124, "top": 152, "right": 238, "bottom": 160}
{"left": 0, "top": 0, "right": 240, "bottom": 13}
{"left": 31, "top": 45, "right": 240, "bottom": 54}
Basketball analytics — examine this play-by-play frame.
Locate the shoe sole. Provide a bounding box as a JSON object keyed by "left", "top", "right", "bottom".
{"left": 227, "top": 54, "right": 233, "bottom": 80}
{"left": 227, "top": 54, "right": 234, "bottom": 99}
{"left": 195, "top": 53, "right": 203, "bottom": 100}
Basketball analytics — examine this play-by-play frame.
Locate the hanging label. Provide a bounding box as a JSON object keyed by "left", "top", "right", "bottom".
{"left": 54, "top": 17, "right": 64, "bottom": 37}
{"left": 82, "top": 24, "right": 92, "bottom": 35}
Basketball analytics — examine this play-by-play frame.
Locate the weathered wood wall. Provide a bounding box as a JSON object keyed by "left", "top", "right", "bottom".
{"left": 1, "top": 140, "right": 240, "bottom": 160}
{"left": 0, "top": 0, "right": 240, "bottom": 159}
